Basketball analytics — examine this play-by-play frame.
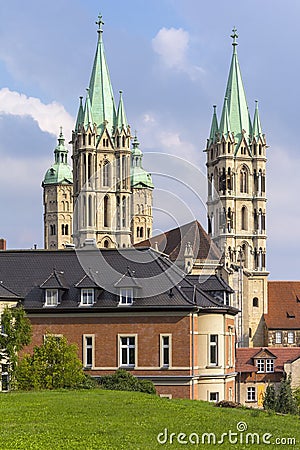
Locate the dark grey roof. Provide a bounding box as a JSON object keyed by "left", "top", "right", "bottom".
{"left": 187, "top": 274, "right": 234, "bottom": 294}
{"left": 0, "top": 282, "right": 20, "bottom": 300}
{"left": 0, "top": 248, "right": 235, "bottom": 314}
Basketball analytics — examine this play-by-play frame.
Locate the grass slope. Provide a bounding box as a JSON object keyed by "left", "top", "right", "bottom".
{"left": 0, "top": 390, "right": 299, "bottom": 449}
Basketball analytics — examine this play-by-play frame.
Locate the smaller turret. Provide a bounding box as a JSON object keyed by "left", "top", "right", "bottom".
{"left": 42, "top": 128, "right": 73, "bottom": 249}
{"left": 130, "top": 135, "right": 154, "bottom": 244}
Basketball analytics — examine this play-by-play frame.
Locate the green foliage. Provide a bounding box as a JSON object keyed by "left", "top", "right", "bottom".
{"left": 15, "top": 334, "right": 88, "bottom": 390}
{"left": 100, "top": 369, "right": 156, "bottom": 394}
{"left": 263, "top": 382, "right": 276, "bottom": 411}
{"left": 275, "top": 375, "right": 298, "bottom": 415}
{"left": 263, "top": 376, "right": 298, "bottom": 415}
{"left": 0, "top": 306, "right": 32, "bottom": 383}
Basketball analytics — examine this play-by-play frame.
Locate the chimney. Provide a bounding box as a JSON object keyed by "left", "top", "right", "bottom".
{"left": 0, "top": 239, "right": 7, "bottom": 251}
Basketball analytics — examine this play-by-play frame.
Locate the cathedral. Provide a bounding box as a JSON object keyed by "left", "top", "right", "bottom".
{"left": 42, "top": 15, "right": 154, "bottom": 250}
{"left": 2, "top": 14, "right": 300, "bottom": 403}
{"left": 41, "top": 16, "right": 269, "bottom": 349}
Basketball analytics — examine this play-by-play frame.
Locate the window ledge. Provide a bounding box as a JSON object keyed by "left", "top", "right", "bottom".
{"left": 206, "top": 365, "right": 222, "bottom": 369}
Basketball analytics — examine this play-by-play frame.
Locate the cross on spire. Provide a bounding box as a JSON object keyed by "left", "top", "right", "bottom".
{"left": 96, "top": 13, "right": 104, "bottom": 33}
{"left": 231, "top": 27, "right": 238, "bottom": 47}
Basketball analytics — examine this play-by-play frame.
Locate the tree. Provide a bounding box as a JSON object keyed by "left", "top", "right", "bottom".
{"left": 263, "top": 376, "right": 298, "bottom": 415}
{"left": 263, "top": 382, "right": 276, "bottom": 411}
{"left": 275, "top": 375, "right": 298, "bottom": 415}
{"left": 0, "top": 306, "right": 32, "bottom": 386}
{"left": 15, "top": 334, "right": 89, "bottom": 390}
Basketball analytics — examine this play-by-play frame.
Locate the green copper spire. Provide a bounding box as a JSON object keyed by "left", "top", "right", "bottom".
{"left": 116, "top": 90, "right": 128, "bottom": 131}
{"left": 219, "top": 97, "right": 231, "bottom": 137}
{"left": 43, "top": 128, "right": 73, "bottom": 186}
{"left": 88, "top": 13, "right": 117, "bottom": 134}
{"left": 75, "top": 96, "right": 84, "bottom": 131}
{"left": 131, "top": 135, "right": 154, "bottom": 189}
{"left": 83, "top": 88, "right": 94, "bottom": 130}
{"left": 222, "top": 28, "right": 252, "bottom": 150}
{"left": 252, "top": 100, "right": 263, "bottom": 140}
{"left": 208, "top": 105, "right": 219, "bottom": 145}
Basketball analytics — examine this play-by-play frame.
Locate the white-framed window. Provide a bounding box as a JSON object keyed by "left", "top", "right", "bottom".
{"left": 266, "top": 359, "right": 274, "bottom": 373}
{"left": 80, "top": 288, "right": 94, "bottom": 306}
{"left": 160, "top": 335, "right": 172, "bottom": 368}
{"left": 209, "top": 392, "right": 219, "bottom": 402}
{"left": 256, "top": 359, "right": 265, "bottom": 373}
{"left": 247, "top": 386, "right": 256, "bottom": 402}
{"left": 119, "top": 288, "right": 133, "bottom": 305}
{"left": 275, "top": 331, "right": 282, "bottom": 344}
{"left": 288, "top": 331, "right": 295, "bottom": 344}
{"left": 83, "top": 335, "right": 94, "bottom": 368}
{"left": 119, "top": 336, "right": 136, "bottom": 367}
{"left": 209, "top": 335, "right": 218, "bottom": 366}
{"left": 228, "top": 327, "right": 234, "bottom": 367}
{"left": 45, "top": 289, "right": 58, "bottom": 306}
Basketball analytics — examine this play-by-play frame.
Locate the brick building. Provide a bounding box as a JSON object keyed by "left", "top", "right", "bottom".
{"left": 265, "top": 281, "right": 300, "bottom": 347}
{"left": 236, "top": 347, "right": 300, "bottom": 407}
{"left": 0, "top": 247, "right": 237, "bottom": 399}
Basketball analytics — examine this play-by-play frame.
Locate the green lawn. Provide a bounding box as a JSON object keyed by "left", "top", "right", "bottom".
{"left": 0, "top": 390, "right": 299, "bottom": 449}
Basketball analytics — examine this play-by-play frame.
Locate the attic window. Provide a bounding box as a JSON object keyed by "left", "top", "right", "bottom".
{"left": 45, "top": 289, "right": 59, "bottom": 307}
{"left": 119, "top": 288, "right": 133, "bottom": 306}
{"left": 80, "top": 288, "right": 94, "bottom": 306}
{"left": 287, "top": 311, "right": 295, "bottom": 318}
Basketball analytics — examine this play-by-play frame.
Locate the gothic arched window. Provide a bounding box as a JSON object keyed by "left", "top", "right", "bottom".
{"left": 240, "top": 167, "right": 248, "bottom": 193}
{"left": 241, "top": 206, "right": 248, "bottom": 230}
{"left": 102, "top": 161, "right": 110, "bottom": 187}
{"left": 104, "top": 195, "right": 109, "bottom": 227}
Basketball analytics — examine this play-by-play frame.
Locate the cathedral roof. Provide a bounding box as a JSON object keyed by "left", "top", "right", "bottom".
{"left": 207, "top": 29, "right": 264, "bottom": 152}
{"left": 78, "top": 14, "right": 117, "bottom": 135}
{"left": 135, "top": 220, "right": 221, "bottom": 263}
{"left": 223, "top": 28, "right": 252, "bottom": 147}
{"left": 43, "top": 129, "right": 73, "bottom": 186}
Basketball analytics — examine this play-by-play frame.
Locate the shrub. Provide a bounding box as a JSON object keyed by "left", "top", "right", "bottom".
{"left": 15, "top": 334, "right": 89, "bottom": 390}
{"left": 263, "top": 383, "right": 276, "bottom": 411}
{"left": 100, "top": 369, "right": 156, "bottom": 394}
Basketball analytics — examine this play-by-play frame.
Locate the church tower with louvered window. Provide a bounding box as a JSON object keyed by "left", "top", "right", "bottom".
{"left": 205, "top": 29, "right": 268, "bottom": 347}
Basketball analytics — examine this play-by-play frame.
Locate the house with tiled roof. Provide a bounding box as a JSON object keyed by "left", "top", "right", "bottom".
{"left": 236, "top": 347, "right": 300, "bottom": 407}
{"left": 265, "top": 281, "right": 300, "bottom": 347}
{"left": 0, "top": 247, "right": 238, "bottom": 400}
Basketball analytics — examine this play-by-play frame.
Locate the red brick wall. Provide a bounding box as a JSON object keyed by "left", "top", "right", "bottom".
{"left": 26, "top": 313, "right": 191, "bottom": 374}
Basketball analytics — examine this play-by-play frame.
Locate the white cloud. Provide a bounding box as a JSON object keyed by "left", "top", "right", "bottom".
{"left": 138, "top": 111, "right": 199, "bottom": 165}
{"left": 0, "top": 88, "right": 74, "bottom": 138}
{"left": 152, "top": 27, "right": 204, "bottom": 79}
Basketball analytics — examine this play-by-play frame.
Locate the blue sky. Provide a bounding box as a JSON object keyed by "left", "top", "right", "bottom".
{"left": 0, "top": 0, "right": 299, "bottom": 280}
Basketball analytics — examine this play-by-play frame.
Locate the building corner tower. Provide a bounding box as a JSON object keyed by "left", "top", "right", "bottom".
{"left": 205, "top": 29, "right": 268, "bottom": 347}
{"left": 42, "top": 128, "right": 73, "bottom": 249}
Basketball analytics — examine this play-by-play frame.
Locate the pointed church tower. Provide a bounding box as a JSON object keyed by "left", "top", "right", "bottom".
{"left": 130, "top": 135, "right": 154, "bottom": 244}
{"left": 72, "top": 15, "right": 132, "bottom": 248}
{"left": 205, "top": 29, "right": 268, "bottom": 347}
{"left": 42, "top": 128, "right": 73, "bottom": 249}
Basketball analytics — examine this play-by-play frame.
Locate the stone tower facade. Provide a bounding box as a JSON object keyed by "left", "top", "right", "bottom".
{"left": 71, "top": 15, "right": 152, "bottom": 249}
{"left": 42, "top": 129, "right": 73, "bottom": 249}
{"left": 130, "top": 136, "right": 154, "bottom": 244}
{"left": 205, "top": 29, "right": 268, "bottom": 347}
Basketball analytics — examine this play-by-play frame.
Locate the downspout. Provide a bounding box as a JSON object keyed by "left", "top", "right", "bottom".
{"left": 191, "top": 285, "right": 197, "bottom": 400}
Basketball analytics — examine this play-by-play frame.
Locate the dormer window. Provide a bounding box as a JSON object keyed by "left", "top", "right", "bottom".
{"left": 256, "top": 358, "right": 274, "bottom": 373}
{"left": 45, "top": 289, "right": 58, "bottom": 307}
{"left": 119, "top": 288, "right": 133, "bottom": 305}
{"left": 81, "top": 288, "right": 94, "bottom": 306}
